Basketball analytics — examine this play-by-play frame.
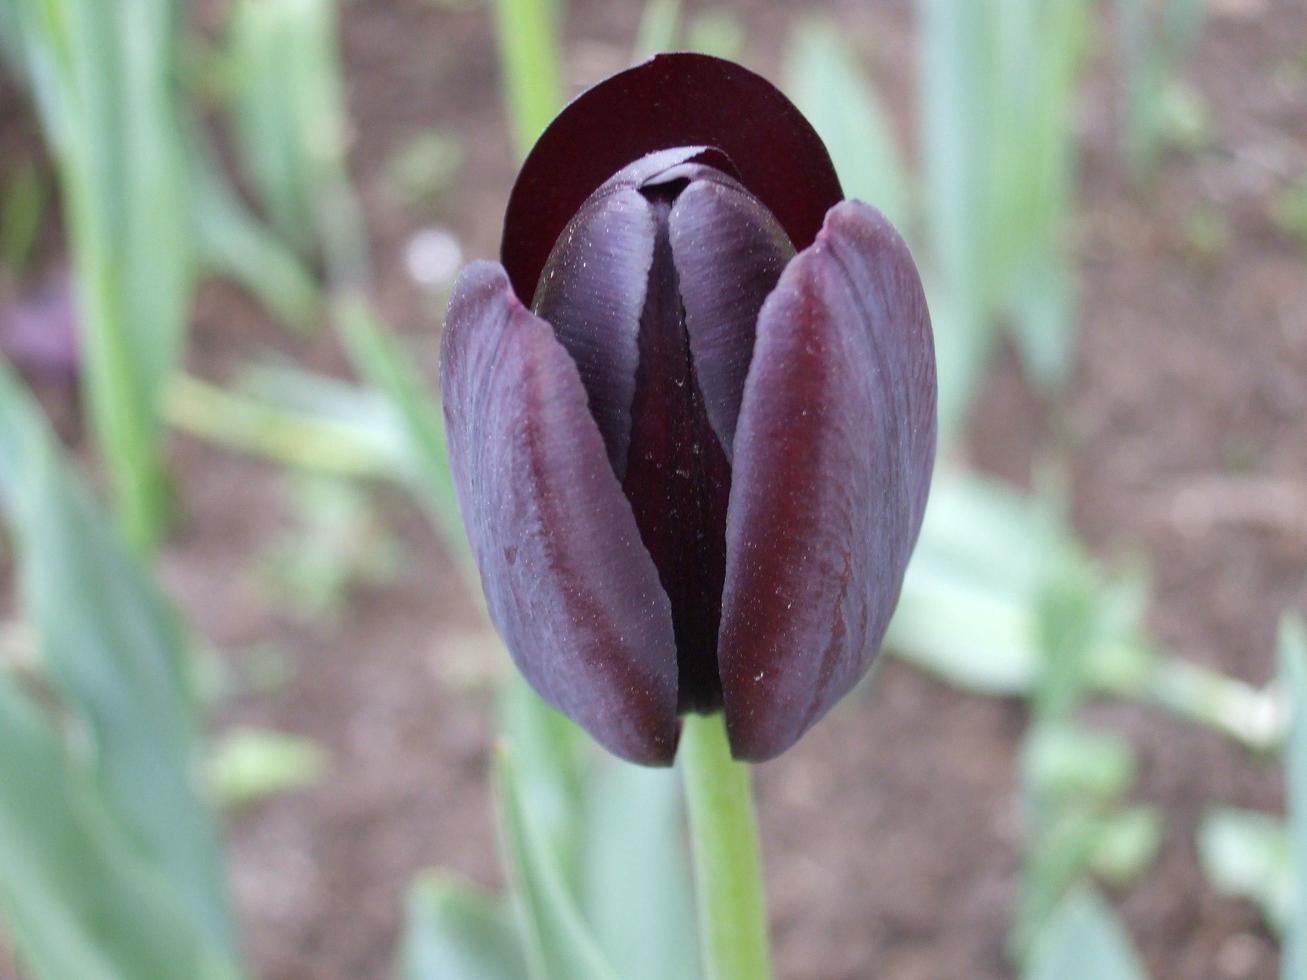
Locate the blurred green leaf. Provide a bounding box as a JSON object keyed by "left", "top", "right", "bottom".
{"left": 498, "top": 677, "right": 588, "bottom": 890}
{"left": 383, "top": 131, "right": 465, "bottom": 212}
{"left": 0, "top": 159, "right": 44, "bottom": 278}
{"left": 633, "top": 0, "right": 680, "bottom": 60}
{"left": 0, "top": 359, "right": 235, "bottom": 954}
{"left": 1273, "top": 181, "right": 1307, "bottom": 253}
{"left": 493, "top": 0, "right": 565, "bottom": 161}
{"left": 165, "top": 369, "right": 401, "bottom": 479}
{"left": 1088, "top": 806, "right": 1163, "bottom": 885}
{"left": 919, "top": 0, "right": 1087, "bottom": 434}
{"left": 1115, "top": 0, "right": 1209, "bottom": 180}
{"left": 1024, "top": 887, "right": 1148, "bottom": 980}
{"left": 1280, "top": 614, "right": 1307, "bottom": 980}
{"left": 494, "top": 742, "right": 617, "bottom": 980}
{"left": 1197, "top": 806, "right": 1291, "bottom": 935}
{"left": 685, "top": 8, "right": 743, "bottom": 61}
{"left": 258, "top": 473, "right": 402, "bottom": 619}
{"left": 581, "top": 761, "right": 698, "bottom": 980}
{"left": 191, "top": 144, "right": 321, "bottom": 329}
{"left": 227, "top": 0, "right": 367, "bottom": 282}
{"left": 887, "top": 472, "right": 1059, "bottom": 695}
{"left": 785, "top": 19, "right": 907, "bottom": 229}
{"left": 401, "top": 873, "right": 528, "bottom": 980}
{"left": 207, "top": 726, "right": 328, "bottom": 811}
{"left": 16, "top": 0, "right": 197, "bottom": 549}
{"left": 0, "top": 675, "right": 240, "bottom": 980}
{"left": 334, "top": 295, "right": 464, "bottom": 543}
{"left": 1023, "top": 724, "right": 1136, "bottom": 805}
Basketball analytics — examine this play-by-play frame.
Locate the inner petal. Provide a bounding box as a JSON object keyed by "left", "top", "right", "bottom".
{"left": 622, "top": 181, "right": 733, "bottom": 714}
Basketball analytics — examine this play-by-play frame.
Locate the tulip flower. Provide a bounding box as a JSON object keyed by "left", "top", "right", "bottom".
{"left": 442, "top": 53, "right": 936, "bottom": 765}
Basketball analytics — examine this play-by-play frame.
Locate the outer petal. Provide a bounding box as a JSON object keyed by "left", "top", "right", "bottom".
{"left": 718, "top": 202, "right": 937, "bottom": 761}
{"left": 502, "top": 53, "right": 842, "bottom": 303}
{"left": 441, "top": 262, "right": 680, "bottom": 764}
{"left": 668, "top": 178, "right": 795, "bottom": 458}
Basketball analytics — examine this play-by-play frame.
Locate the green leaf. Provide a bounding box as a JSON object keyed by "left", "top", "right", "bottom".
{"left": 632, "top": 0, "right": 680, "bottom": 60}
{"left": 0, "top": 675, "right": 239, "bottom": 980}
{"left": 886, "top": 472, "right": 1052, "bottom": 695}
{"left": 1022, "top": 724, "right": 1136, "bottom": 805}
{"left": 1196, "top": 806, "right": 1291, "bottom": 935}
{"left": 1025, "top": 887, "right": 1148, "bottom": 980}
{"left": 191, "top": 144, "right": 321, "bottom": 330}
{"left": 207, "top": 726, "right": 328, "bottom": 810}
{"left": 0, "top": 360, "right": 236, "bottom": 954}
{"left": 493, "top": 742, "right": 617, "bottom": 980}
{"left": 581, "top": 761, "right": 698, "bottom": 980}
{"left": 784, "top": 19, "right": 908, "bottom": 229}
{"left": 498, "top": 676, "right": 587, "bottom": 889}
{"left": 20, "top": 0, "right": 197, "bottom": 549}
{"left": 226, "top": 0, "right": 367, "bottom": 282}
{"left": 1089, "top": 806, "right": 1163, "bottom": 885}
{"left": 492, "top": 0, "right": 565, "bottom": 160}
{"left": 0, "top": 159, "right": 45, "bottom": 277}
{"left": 333, "top": 295, "right": 464, "bottom": 547}
{"left": 1280, "top": 614, "right": 1307, "bottom": 980}
{"left": 401, "top": 872, "right": 528, "bottom": 980}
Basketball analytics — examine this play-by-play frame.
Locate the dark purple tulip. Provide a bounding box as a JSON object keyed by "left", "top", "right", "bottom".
{"left": 441, "top": 54, "right": 936, "bottom": 764}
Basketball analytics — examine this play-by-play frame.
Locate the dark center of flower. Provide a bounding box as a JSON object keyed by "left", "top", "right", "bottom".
{"left": 533, "top": 149, "right": 794, "bottom": 713}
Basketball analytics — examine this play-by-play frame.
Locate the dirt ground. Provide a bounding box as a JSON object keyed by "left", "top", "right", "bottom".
{"left": 4, "top": 0, "right": 1307, "bottom": 978}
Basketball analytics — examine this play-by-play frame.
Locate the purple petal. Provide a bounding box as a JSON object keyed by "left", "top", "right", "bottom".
{"left": 718, "top": 202, "right": 937, "bottom": 761}
{"left": 533, "top": 186, "right": 656, "bottom": 479}
{"left": 0, "top": 280, "right": 80, "bottom": 381}
{"left": 502, "top": 53, "right": 843, "bottom": 304}
{"left": 441, "top": 261, "right": 680, "bottom": 764}
{"left": 668, "top": 177, "right": 795, "bottom": 458}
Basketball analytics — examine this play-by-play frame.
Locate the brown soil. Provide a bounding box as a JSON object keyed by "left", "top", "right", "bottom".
{"left": 3, "top": 0, "right": 1306, "bottom": 978}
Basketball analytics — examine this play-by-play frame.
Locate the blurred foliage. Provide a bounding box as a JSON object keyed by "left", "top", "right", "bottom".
{"left": 1023, "top": 888, "right": 1147, "bottom": 980}
{"left": 1273, "top": 181, "right": 1307, "bottom": 253}
{"left": 207, "top": 726, "right": 328, "bottom": 811}
{"left": 1115, "top": 0, "right": 1209, "bottom": 181}
{"left": 226, "top": 0, "right": 367, "bottom": 283}
{"left": 402, "top": 872, "right": 528, "bottom": 980}
{"left": 1198, "top": 807, "right": 1291, "bottom": 934}
{"left": 784, "top": 19, "right": 908, "bottom": 231}
{"left": 257, "top": 474, "right": 403, "bottom": 620}
{"left": 1280, "top": 616, "right": 1307, "bottom": 980}
{"left": 0, "top": 358, "right": 243, "bottom": 977}
{"left": 0, "top": 159, "right": 44, "bottom": 279}
{"left": 383, "top": 131, "right": 465, "bottom": 214}
{"left": 0, "top": 0, "right": 1291, "bottom": 976}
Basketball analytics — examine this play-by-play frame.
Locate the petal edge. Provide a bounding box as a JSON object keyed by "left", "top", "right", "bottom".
{"left": 441, "top": 262, "right": 680, "bottom": 764}
{"left": 718, "top": 202, "right": 937, "bottom": 761}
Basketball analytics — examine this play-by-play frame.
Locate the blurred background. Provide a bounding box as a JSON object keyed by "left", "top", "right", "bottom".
{"left": 0, "top": 0, "right": 1304, "bottom": 978}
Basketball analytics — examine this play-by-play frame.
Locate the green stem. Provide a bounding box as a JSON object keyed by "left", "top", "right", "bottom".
{"left": 680, "top": 712, "right": 771, "bottom": 980}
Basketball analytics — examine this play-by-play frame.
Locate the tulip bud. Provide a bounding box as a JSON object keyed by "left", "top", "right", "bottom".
{"left": 442, "top": 54, "right": 937, "bottom": 764}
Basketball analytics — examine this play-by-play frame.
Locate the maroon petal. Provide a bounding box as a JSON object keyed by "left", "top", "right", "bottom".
{"left": 502, "top": 53, "right": 842, "bottom": 304}
{"left": 718, "top": 202, "right": 937, "bottom": 761}
{"left": 441, "top": 261, "right": 680, "bottom": 764}
{"left": 668, "top": 177, "right": 795, "bottom": 458}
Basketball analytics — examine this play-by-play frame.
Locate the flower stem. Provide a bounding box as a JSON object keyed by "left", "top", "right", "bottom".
{"left": 680, "top": 712, "right": 771, "bottom": 980}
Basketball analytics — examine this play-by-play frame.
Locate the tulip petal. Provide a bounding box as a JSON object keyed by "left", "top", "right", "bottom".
{"left": 502, "top": 53, "right": 842, "bottom": 304}
{"left": 668, "top": 177, "right": 795, "bottom": 458}
{"left": 718, "top": 202, "right": 937, "bottom": 761}
{"left": 533, "top": 187, "right": 656, "bottom": 479}
{"left": 441, "top": 262, "right": 680, "bottom": 764}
